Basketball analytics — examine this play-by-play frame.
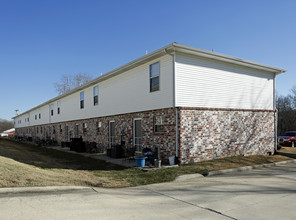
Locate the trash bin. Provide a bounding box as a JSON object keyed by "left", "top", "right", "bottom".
{"left": 169, "top": 156, "right": 175, "bottom": 166}
{"left": 135, "top": 156, "right": 145, "bottom": 167}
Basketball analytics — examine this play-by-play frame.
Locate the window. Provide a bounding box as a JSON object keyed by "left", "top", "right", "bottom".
{"left": 93, "top": 86, "right": 98, "bottom": 106}
{"left": 39, "top": 113, "right": 41, "bottom": 119}
{"left": 35, "top": 115, "right": 37, "bottom": 120}
{"left": 59, "top": 125, "right": 62, "bottom": 133}
{"left": 96, "top": 121, "right": 101, "bottom": 132}
{"left": 80, "top": 92, "right": 84, "bottom": 109}
{"left": 57, "top": 101, "right": 60, "bottom": 114}
{"left": 51, "top": 104, "right": 54, "bottom": 116}
{"left": 53, "top": 126, "right": 56, "bottom": 134}
{"left": 83, "top": 123, "right": 87, "bottom": 133}
{"left": 154, "top": 116, "right": 164, "bottom": 133}
{"left": 150, "top": 62, "right": 160, "bottom": 92}
{"left": 27, "top": 117, "right": 29, "bottom": 122}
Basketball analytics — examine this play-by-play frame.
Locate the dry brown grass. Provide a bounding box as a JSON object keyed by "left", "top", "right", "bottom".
{"left": 279, "top": 146, "right": 296, "bottom": 154}
{"left": 0, "top": 138, "right": 293, "bottom": 188}
{"left": 0, "top": 138, "right": 130, "bottom": 188}
{"left": 0, "top": 156, "right": 126, "bottom": 187}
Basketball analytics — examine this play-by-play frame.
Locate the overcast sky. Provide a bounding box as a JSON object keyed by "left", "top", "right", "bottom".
{"left": 0, "top": 0, "right": 295, "bottom": 120}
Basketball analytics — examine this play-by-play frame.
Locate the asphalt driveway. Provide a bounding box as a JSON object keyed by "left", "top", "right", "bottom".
{"left": 0, "top": 163, "right": 296, "bottom": 220}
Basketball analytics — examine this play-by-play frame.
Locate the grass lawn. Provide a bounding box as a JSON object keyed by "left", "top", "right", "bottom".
{"left": 0, "top": 138, "right": 293, "bottom": 188}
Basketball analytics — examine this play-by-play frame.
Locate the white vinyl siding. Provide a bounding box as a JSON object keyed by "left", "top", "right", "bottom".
{"left": 175, "top": 53, "right": 274, "bottom": 110}
{"left": 15, "top": 54, "right": 173, "bottom": 127}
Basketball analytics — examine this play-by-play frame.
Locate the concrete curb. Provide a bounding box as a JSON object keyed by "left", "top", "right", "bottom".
{"left": 207, "top": 159, "right": 296, "bottom": 176}
{"left": 174, "top": 173, "right": 204, "bottom": 182}
{"left": 0, "top": 186, "right": 92, "bottom": 195}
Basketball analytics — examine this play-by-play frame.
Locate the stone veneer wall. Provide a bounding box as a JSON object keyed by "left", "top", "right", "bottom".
{"left": 179, "top": 108, "right": 275, "bottom": 164}
{"left": 15, "top": 108, "right": 177, "bottom": 162}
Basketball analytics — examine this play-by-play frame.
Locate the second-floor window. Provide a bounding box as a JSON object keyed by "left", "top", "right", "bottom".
{"left": 57, "top": 101, "right": 60, "bottom": 114}
{"left": 93, "top": 86, "right": 98, "bottom": 106}
{"left": 80, "top": 92, "right": 84, "bottom": 109}
{"left": 150, "top": 62, "right": 160, "bottom": 92}
{"left": 51, "top": 104, "right": 54, "bottom": 116}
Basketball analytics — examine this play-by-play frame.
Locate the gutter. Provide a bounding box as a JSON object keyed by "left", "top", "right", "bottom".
{"left": 13, "top": 42, "right": 286, "bottom": 119}
{"left": 13, "top": 43, "right": 175, "bottom": 119}
{"left": 274, "top": 73, "right": 278, "bottom": 152}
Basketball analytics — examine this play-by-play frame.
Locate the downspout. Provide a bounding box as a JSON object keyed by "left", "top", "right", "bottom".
{"left": 164, "top": 48, "right": 179, "bottom": 158}
{"left": 274, "top": 73, "right": 277, "bottom": 153}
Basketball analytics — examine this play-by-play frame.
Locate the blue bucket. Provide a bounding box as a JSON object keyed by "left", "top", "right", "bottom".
{"left": 135, "top": 157, "right": 145, "bottom": 167}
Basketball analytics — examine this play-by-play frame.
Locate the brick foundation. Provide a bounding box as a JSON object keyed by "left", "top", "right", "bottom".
{"left": 15, "top": 108, "right": 177, "bottom": 162}
{"left": 179, "top": 108, "right": 275, "bottom": 164}
{"left": 15, "top": 107, "right": 276, "bottom": 165}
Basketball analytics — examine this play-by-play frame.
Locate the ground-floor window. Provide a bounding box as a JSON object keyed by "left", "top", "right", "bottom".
{"left": 154, "top": 116, "right": 164, "bottom": 133}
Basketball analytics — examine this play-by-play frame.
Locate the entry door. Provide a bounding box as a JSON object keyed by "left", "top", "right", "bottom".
{"left": 65, "top": 125, "right": 69, "bottom": 141}
{"left": 109, "top": 121, "right": 115, "bottom": 147}
{"left": 134, "top": 119, "right": 142, "bottom": 152}
{"left": 75, "top": 124, "right": 79, "bottom": 138}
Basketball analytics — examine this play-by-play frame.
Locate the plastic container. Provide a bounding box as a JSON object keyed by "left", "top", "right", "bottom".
{"left": 135, "top": 156, "right": 146, "bottom": 167}
{"left": 154, "top": 159, "right": 161, "bottom": 168}
{"left": 169, "top": 156, "right": 175, "bottom": 166}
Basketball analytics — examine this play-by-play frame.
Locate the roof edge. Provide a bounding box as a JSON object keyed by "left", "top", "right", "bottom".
{"left": 13, "top": 42, "right": 286, "bottom": 119}
{"left": 172, "top": 43, "right": 286, "bottom": 74}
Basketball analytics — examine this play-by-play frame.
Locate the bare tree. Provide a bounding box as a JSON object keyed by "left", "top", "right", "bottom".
{"left": 54, "top": 73, "right": 93, "bottom": 95}
{"left": 0, "top": 119, "right": 14, "bottom": 132}
{"left": 277, "top": 87, "right": 296, "bottom": 135}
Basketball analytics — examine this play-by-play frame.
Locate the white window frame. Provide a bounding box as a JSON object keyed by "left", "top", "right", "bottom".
{"left": 80, "top": 92, "right": 84, "bottom": 109}
{"left": 149, "top": 62, "right": 160, "bottom": 92}
{"left": 154, "top": 116, "right": 165, "bottom": 133}
{"left": 93, "top": 86, "right": 98, "bottom": 106}
{"left": 57, "top": 101, "right": 60, "bottom": 114}
{"left": 50, "top": 104, "right": 54, "bottom": 116}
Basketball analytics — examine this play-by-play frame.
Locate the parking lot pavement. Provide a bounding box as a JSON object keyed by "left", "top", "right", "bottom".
{"left": 1, "top": 163, "right": 296, "bottom": 220}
